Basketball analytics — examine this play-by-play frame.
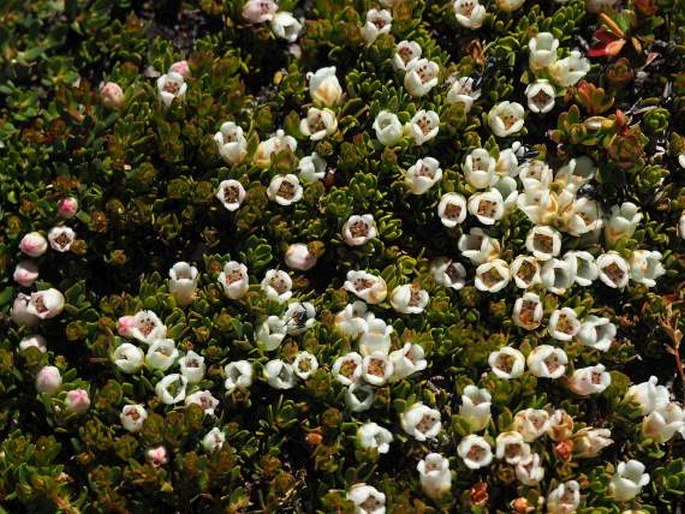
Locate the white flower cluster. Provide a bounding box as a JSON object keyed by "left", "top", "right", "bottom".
{"left": 626, "top": 376, "right": 685, "bottom": 444}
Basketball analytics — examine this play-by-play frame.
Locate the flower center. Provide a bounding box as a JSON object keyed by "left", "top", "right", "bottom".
{"left": 225, "top": 269, "right": 244, "bottom": 285}
{"left": 367, "top": 358, "right": 387, "bottom": 377}
{"left": 417, "top": 115, "right": 434, "bottom": 135}
{"left": 269, "top": 275, "right": 289, "bottom": 294}
{"left": 481, "top": 267, "right": 502, "bottom": 287}
{"left": 467, "top": 444, "right": 486, "bottom": 461}
{"left": 354, "top": 278, "right": 374, "bottom": 291}
{"left": 533, "top": 233, "right": 553, "bottom": 254}
{"left": 477, "top": 199, "right": 498, "bottom": 218}
{"left": 416, "top": 413, "right": 437, "bottom": 434}
{"left": 54, "top": 232, "right": 71, "bottom": 248}
{"left": 223, "top": 185, "right": 240, "bottom": 203}
{"left": 603, "top": 262, "right": 625, "bottom": 283}
{"left": 277, "top": 180, "right": 296, "bottom": 200}
{"left": 349, "top": 220, "right": 369, "bottom": 238}
{"left": 163, "top": 81, "right": 180, "bottom": 95}
{"left": 340, "top": 359, "right": 359, "bottom": 379}
{"left": 444, "top": 203, "right": 462, "bottom": 220}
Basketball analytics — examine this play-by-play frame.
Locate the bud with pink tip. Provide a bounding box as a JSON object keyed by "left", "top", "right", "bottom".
{"left": 284, "top": 243, "right": 318, "bottom": 271}
{"left": 242, "top": 0, "right": 278, "bottom": 23}
{"left": 57, "top": 197, "right": 79, "bottom": 218}
{"left": 100, "top": 82, "right": 124, "bottom": 109}
{"left": 146, "top": 446, "right": 168, "bottom": 467}
{"left": 169, "top": 60, "right": 190, "bottom": 78}
{"left": 36, "top": 366, "right": 62, "bottom": 396}
{"left": 19, "top": 335, "right": 47, "bottom": 353}
{"left": 117, "top": 315, "right": 136, "bottom": 337}
{"left": 19, "top": 232, "right": 48, "bottom": 257}
{"left": 66, "top": 389, "right": 91, "bottom": 414}
{"left": 13, "top": 261, "right": 39, "bottom": 287}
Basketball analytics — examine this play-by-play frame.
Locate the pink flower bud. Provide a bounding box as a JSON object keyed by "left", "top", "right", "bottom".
{"left": 57, "top": 197, "right": 79, "bottom": 218}
{"left": 100, "top": 81, "right": 124, "bottom": 109}
{"left": 13, "top": 260, "right": 39, "bottom": 287}
{"left": 66, "top": 389, "right": 91, "bottom": 414}
{"left": 169, "top": 60, "right": 190, "bottom": 78}
{"left": 19, "top": 232, "right": 48, "bottom": 258}
{"left": 117, "top": 315, "right": 136, "bottom": 337}
{"left": 242, "top": 0, "right": 278, "bottom": 23}
{"left": 284, "top": 243, "right": 317, "bottom": 271}
{"left": 36, "top": 366, "right": 62, "bottom": 396}
{"left": 146, "top": 446, "right": 168, "bottom": 467}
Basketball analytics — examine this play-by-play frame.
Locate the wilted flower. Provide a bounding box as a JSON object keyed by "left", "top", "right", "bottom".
{"left": 293, "top": 351, "right": 319, "bottom": 380}
{"left": 271, "top": 12, "right": 302, "bottom": 42}
{"left": 437, "top": 193, "right": 468, "bottom": 228}
{"left": 404, "top": 59, "right": 439, "bottom": 97}
{"left": 35, "top": 366, "right": 62, "bottom": 396}
{"left": 407, "top": 109, "right": 439, "bottom": 146}
{"left": 358, "top": 422, "right": 393, "bottom": 454}
{"left": 496, "top": 431, "right": 531, "bottom": 465}
{"left": 362, "top": 352, "right": 393, "bottom": 386}
{"left": 146, "top": 446, "right": 167, "bottom": 467}
{"left": 512, "top": 292, "right": 544, "bottom": 330}
{"left": 261, "top": 269, "right": 293, "bottom": 304}
{"left": 155, "top": 373, "right": 188, "bottom": 405}
{"left": 332, "top": 352, "right": 363, "bottom": 385}
{"left": 574, "top": 427, "right": 613, "bottom": 458}
{"left": 629, "top": 250, "right": 665, "bottom": 287}
{"left": 307, "top": 66, "right": 343, "bottom": 106}
{"left": 100, "top": 81, "right": 124, "bottom": 109}
{"left": 373, "top": 111, "right": 403, "bottom": 146}
{"left": 547, "top": 409, "right": 575, "bottom": 441}
{"left": 361, "top": 9, "right": 392, "bottom": 44}
{"left": 488, "top": 101, "right": 525, "bottom": 137}
{"left": 265, "top": 359, "right": 297, "bottom": 389}
{"left": 548, "top": 307, "right": 580, "bottom": 341}
{"left": 526, "top": 80, "right": 555, "bottom": 113}
{"left": 458, "top": 435, "right": 493, "bottom": 469}
{"left": 344, "top": 270, "right": 387, "bottom": 304}
{"left": 157, "top": 72, "right": 187, "bottom": 106}
{"left": 283, "top": 301, "right": 316, "bottom": 335}
{"left": 267, "top": 174, "right": 303, "bottom": 206}
{"left": 510, "top": 255, "right": 541, "bottom": 289}
{"left": 417, "top": 453, "right": 452, "bottom": 499}
{"left": 549, "top": 50, "right": 590, "bottom": 87}
{"left": 218, "top": 261, "right": 249, "bottom": 300}
{"left": 569, "top": 364, "right": 611, "bottom": 396}
{"left": 459, "top": 385, "right": 492, "bottom": 432}
{"left": 610, "top": 460, "right": 650, "bottom": 502}
{"left": 446, "top": 76, "right": 481, "bottom": 112}
{"left": 529, "top": 32, "right": 559, "bottom": 70}
{"left": 342, "top": 214, "right": 377, "bottom": 246}
{"left": 168, "top": 261, "right": 199, "bottom": 305}
{"left": 242, "top": 0, "right": 278, "bottom": 23}
{"left": 513, "top": 408, "right": 550, "bottom": 442}
{"left": 401, "top": 403, "right": 442, "bottom": 441}
{"left": 185, "top": 390, "right": 220, "bottom": 416}
{"left": 431, "top": 257, "right": 467, "bottom": 290}
{"left": 254, "top": 129, "right": 297, "bottom": 168}
{"left": 145, "top": 339, "right": 179, "bottom": 371}
{"left": 577, "top": 315, "right": 615, "bottom": 351}
{"left": 597, "top": 251, "right": 630, "bottom": 289}
{"left": 454, "top": 0, "right": 486, "bottom": 29}
{"left": 20, "top": 232, "right": 48, "bottom": 257}
{"left": 625, "top": 376, "right": 670, "bottom": 416}
{"left": 202, "top": 427, "right": 226, "bottom": 453}
{"left": 392, "top": 40, "right": 422, "bottom": 72}
{"left": 13, "top": 260, "right": 39, "bottom": 287}
{"left": 489, "top": 347, "right": 525, "bottom": 379}
{"left": 547, "top": 480, "right": 580, "bottom": 514}
{"left": 224, "top": 360, "right": 253, "bottom": 392}
{"left": 475, "top": 259, "right": 510, "bottom": 292}
{"left": 214, "top": 122, "right": 248, "bottom": 165}
{"left": 300, "top": 107, "right": 338, "bottom": 140}
{"left": 390, "top": 284, "right": 430, "bottom": 314}
{"left": 121, "top": 404, "right": 148, "bottom": 432}
{"left": 112, "top": 343, "right": 145, "bottom": 373}
{"left": 527, "top": 345, "right": 568, "bottom": 379}
{"left": 284, "top": 243, "right": 318, "bottom": 271}
{"left": 179, "top": 350, "right": 206, "bottom": 384}
{"left": 405, "top": 157, "right": 442, "bottom": 195}
{"left": 347, "top": 483, "right": 386, "bottom": 514}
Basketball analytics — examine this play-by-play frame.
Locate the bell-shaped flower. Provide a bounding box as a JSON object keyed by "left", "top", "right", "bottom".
{"left": 283, "top": 301, "right": 316, "bottom": 335}
{"left": 454, "top": 0, "right": 486, "bottom": 29}
{"left": 293, "top": 351, "right": 319, "bottom": 380}
{"left": 342, "top": 214, "right": 377, "bottom": 246}
{"left": 224, "top": 360, "right": 253, "bottom": 392}
{"left": 216, "top": 178, "right": 246, "bottom": 212}
{"left": 332, "top": 352, "right": 363, "bottom": 385}
{"left": 541, "top": 257, "right": 577, "bottom": 295}
{"left": 185, "top": 390, "right": 220, "bottom": 416}
{"left": 361, "top": 8, "right": 392, "bottom": 44}
{"left": 512, "top": 292, "right": 544, "bottom": 330}
{"left": 475, "top": 258, "right": 510, "bottom": 292}
{"left": 564, "top": 250, "right": 598, "bottom": 286}
{"left": 267, "top": 174, "right": 303, "bottom": 206}
{"left": 642, "top": 402, "right": 685, "bottom": 444}
{"left": 242, "top": 0, "right": 278, "bottom": 23}
{"left": 488, "top": 101, "right": 525, "bottom": 137}
{"left": 48, "top": 226, "right": 75, "bottom": 252}
{"left": 257, "top": 315, "right": 287, "bottom": 351}
{"left": 358, "top": 422, "right": 393, "bottom": 454}
{"left": 529, "top": 32, "right": 559, "bottom": 70}
{"left": 285, "top": 243, "right": 318, "bottom": 271}
{"left": 404, "top": 59, "right": 439, "bottom": 97}
{"left": 373, "top": 111, "right": 403, "bottom": 146}
{"left": 526, "top": 80, "right": 555, "bottom": 114}
{"left": 405, "top": 157, "right": 442, "bottom": 195}
{"left": 346, "top": 484, "right": 386, "bottom": 514}
{"left": 510, "top": 255, "right": 541, "bottom": 289}
{"left": 145, "top": 339, "right": 178, "bottom": 371}
{"left": 458, "top": 228, "right": 501, "bottom": 264}
{"left": 254, "top": 129, "right": 297, "bottom": 168}
{"left": 568, "top": 363, "right": 611, "bottom": 396}
{"left": 496, "top": 431, "right": 531, "bottom": 465}
{"left": 157, "top": 71, "right": 187, "bottom": 107}
{"left": 344, "top": 270, "right": 387, "bottom": 304}
{"left": 202, "top": 427, "right": 226, "bottom": 453}
{"left": 121, "top": 404, "right": 148, "bottom": 432}
{"left": 119, "top": 310, "right": 167, "bottom": 344}
{"left": 577, "top": 315, "right": 615, "bottom": 351}
{"left": 335, "top": 302, "right": 368, "bottom": 338}
{"left": 488, "top": 347, "right": 525, "bottom": 379}
{"left": 446, "top": 76, "right": 481, "bottom": 112}
{"left": 565, "top": 197, "right": 603, "bottom": 236}
{"left": 547, "top": 480, "right": 580, "bottom": 514}
{"left": 513, "top": 408, "right": 550, "bottom": 442}
{"left": 605, "top": 202, "right": 642, "bottom": 247}
{"left": 346, "top": 382, "right": 376, "bottom": 412}
{"left": 468, "top": 190, "right": 505, "bottom": 225}
{"left": 146, "top": 446, "right": 168, "bottom": 468}
{"left": 515, "top": 453, "right": 545, "bottom": 486}
{"left": 401, "top": 403, "right": 442, "bottom": 441}
{"left": 112, "top": 343, "right": 144, "bottom": 373}
{"left": 458, "top": 435, "right": 493, "bottom": 469}
{"left": 300, "top": 107, "right": 337, "bottom": 141}
{"left": 389, "top": 343, "right": 427, "bottom": 380}
{"left": 362, "top": 352, "right": 394, "bottom": 386}
{"left": 548, "top": 307, "right": 581, "bottom": 341}
{"left": 407, "top": 109, "right": 439, "bottom": 146}
{"left": 493, "top": 175, "right": 519, "bottom": 212}
{"left": 359, "top": 316, "right": 393, "bottom": 355}
{"left": 597, "top": 251, "right": 630, "bottom": 289}
{"left": 168, "top": 261, "right": 199, "bottom": 305}
{"left": 390, "top": 284, "right": 430, "bottom": 314}
{"left": 629, "top": 250, "right": 665, "bottom": 287}
{"left": 261, "top": 269, "right": 293, "bottom": 304}
{"left": 437, "top": 193, "right": 467, "bottom": 228}
{"left": 26, "top": 288, "right": 65, "bottom": 320}
{"left": 526, "top": 226, "right": 562, "bottom": 262}
{"left": 13, "top": 260, "right": 39, "bottom": 287}
{"left": 214, "top": 122, "right": 247, "bottom": 165}
{"left": 464, "top": 148, "right": 497, "bottom": 189}
{"left": 20, "top": 231, "right": 48, "bottom": 257}
{"left": 297, "top": 152, "right": 327, "bottom": 184}
{"left": 179, "top": 350, "right": 206, "bottom": 384}
{"left": 35, "top": 365, "right": 62, "bottom": 396}
{"left": 527, "top": 345, "right": 568, "bottom": 379}
{"left": 547, "top": 409, "right": 574, "bottom": 441}
{"left": 458, "top": 385, "right": 492, "bottom": 432}
{"left": 11, "top": 293, "right": 39, "bottom": 327}
{"left": 573, "top": 427, "right": 613, "bottom": 458}
{"left": 610, "top": 460, "right": 650, "bottom": 502}
{"left": 431, "top": 257, "right": 467, "bottom": 290}
{"left": 550, "top": 50, "right": 590, "bottom": 87}
{"left": 218, "top": 261, "right": 249, "bottom": 300}
{"left": 271, "top": 11, "right": 302, "bottom": 42}
{"left": 417, "top": 453, "right": 452, "bottom": 499}
{"left": 265, "top": 359, "right": 296, "bottom": 389}
{"left": 307, "top": 66, "right": 342, "bottom": 106}
{"left": 392, "top": 40, "right": 422, "bottom": 72}
{"left": 155, "top": 373, "right": 188, "bottom": 405}
{"left": 625, "top": 376, "right": 670, "bottom": 416}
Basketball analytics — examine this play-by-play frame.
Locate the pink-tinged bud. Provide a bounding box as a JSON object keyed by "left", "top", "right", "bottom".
{"left": 13, "top": 260, "right": 39, "bottom": 287}
{"left": 36, "top": 366, "right": 62, "bottom": 396}
{"left": 19, "top": 232, "right": 48, "bottom": 258}
{"left": 100, "top": 82, "right": 124, "bottom": 109}
{"left": 117, "top": 315, "right": 136, "bottom": 337}
{"left": 57, "top": 197, "right": 79, "bottom": 218}
{"left": 284, "top": 243, "right": 318, "bottom": 271}
{"left": 19, "top": 334, "right": 47, "bottom": 353}
{"left": 66, "top": 389, "right": 91, "bottom": 414}
{"left": 146, "top": 446, "right": 168, "bottom": 467}
{"left": 242, "top": 0, "right": 278, "bottom": 23}
{"left": 169, "top": 60, "right": 190, "bottom": 78}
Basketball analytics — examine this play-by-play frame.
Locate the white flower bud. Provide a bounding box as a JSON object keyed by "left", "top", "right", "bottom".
{"left": 417, "top": 453, "right": 452, "bottom": 499}
{"left": 459, "top": 385, "right": 492, "bottom": 432}
{"left": 373, "top": 111, "right": 403, "bottom": 146}
{"left": 271, "top": 11, "right": 302, "bottom": 42}
{"left": 168, "top": 261, "right": 199, "bottom": 305}
{"left": 111, "top": 343, "right": 145, "bottom": 373}
{"left": 13, "top": 260, "right": 39, "bottom": 287}
{"left": 610, "top": 460, "right": 650, "bottom": 502}
{"left": 529, "top": 32, "right": 559, "bottom": 70}
{"left": 284, "top": 243, "right": 318, "bottom": 271}
{"left": 19, "top": 231, "right": 48, "bottom": 257}
{"left": 19, "top": 334, "right": 47, "bottom": 353}
{"left": 35, "top": 366, "right": 62, "bottom": 396}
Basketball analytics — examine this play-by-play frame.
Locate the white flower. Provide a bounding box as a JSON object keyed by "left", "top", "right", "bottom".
{"left": 488, "top": 347, "right": 525, "bottom": 379}
{"left": 496, "top": 148, "right": 519, "bottom": 177}
{"left": 334, "top": 302, "right": 368, "bottom": 338}
{"left": 488, "top": 102, "right": 525, "bottom": 137}
{"left": 597, "top": 251, "right": 630, "bottom": 289}
{"left": 547, "top": 409, "right": 575, "bottom": 441}
{"left": 155, "top": 373, "right": 188, "bottom": 405}
{"left": 307, "top": 66, "right": 342, "bottom": 106}
{"left": 120, "top": 404, "right": 148, "bottom": 432}
{"left": 548, "top": 307, "right": 580, "bottom": 341}
{"left": 390, "top": 284, "right": 430, "bottom": 314}
{"left": 577, "top": 315, "right": 615, "bottom": 351}
{"left": 392, "top": 40, "right": 422, "bottom": 72}
{"left": 359, "top": 316, "right": 393, "bottom": 355}
{"left": 261, "top": 269, "right": 293, "bottom": 304}
{"left": 332, "top": 352, "right": 363, "bottom": 385}
{"left": 35, "top": 366, "right": 62, "bottom": 396}
{"left": 361, "top": 9, "right": 392, "bottom": 44}
{"left": 516, "top": 185, "right": 557, "bottom": 225}
{"left": 529, "top": 33, "right": 559, "bottom": 70}
{"left": 179, "top": 350, "right": 206, "bottom": 384}
{"left": 513, "top": 408, "right": 550, "bottom": 442}
{"left": 25, "top": 289, "right": 65, "bottom": 320}
{"left": 567, "top": 197, "right": 603, "bottom": 236}
{"left": 145, "top": 339, "right": 179, "bottom": 371}
{"left": 475, "top": 259, "right": 510, "bottom": 292}
{"left": 215, "top": 179, "right": 246, "bottom": 212}
{"left": 569, "top": 364, "right": 611, "bottom": 396}
{"left": 214, "top": 122, "right": 248, "bottom": 165}
{"left": 547, "top": 480, "right": 580, "bottom": 514}
{"left": 271, "top": 11, "right": 302, "bottom": 42}
{"left": 389, "top": 343, "right": 427, "bottom": 380}
{"left": 642, "top": 402, "right": 685, "bottom": 444}
{"left": 510, "top": 255, "right": 541, "bottom": 289}
{"left": 401, "top": 403, "right": 442, "bottom": 441}
{"left": 437, "top": 193, "right": 467, "bottom": 228}
{"left": 549, "top": 50, "right": 590, "bottom": 87}
{"left": 406, "top": 109, "right": 439, "bottom": 146}
{"left": 283, "top": 301, "right": 316, "bottom": 335}
{"left": 344, "top": 270, "right": 387, "bottom": 304}
{"left": 111, "top": 343, "right": 145, "bottom": 373}
{"left": 610, "top": 460, "right": 650, "bottom": 502}
{"left": 430, "top": 257, "right": 467, "bottom": 290}
{"left": 362, "top": 352, "right": 393, "bottom": 386}
{"left": 146, "top": 446, "right": 167, "bottom": 467}
{"left": 454, "top": 0, "right": 486, "bottom": 29}
{"left": 458, "top": 435, "right": 493, "bottom": 469}
{"left": 185, "top": 390, "right": 220, "bottom": 416}
{"left": 284, "top": 243, "right": 318, "bottom": 271}
{"left": 404, "top": 59, "right": 439, "bottom": 97}
{"left": 417, "top": 453, "right": 452, "bottom": 499}
{"left": 292, "top": 351, "right": 319, "bottom": 380}
{"left": 48, "top": 226, "right": 75, "bottom": 252}
{"left": 446, "top": 76, "right": 481, "bottom": 112}
{"left": 563, "top": 251, "right": 598, "bottom": 286}
{"left": 256, "top": 315, "right": 287, "bottom": 351}
{"left": 497, "top": 0, "right": 525, "bottom": 12}
{"left": 458, "top": 228, "right": 501, "bottom": 264}
{"left": 254, "top": 129, "right": 297, "bottom": 168}
{"left": 218, "top": 261, "right": 249, "bottom": 300}
{"left": 347, "top": 483, "right": 386, "bottom": 514}
{"left": 468, "top": 189, "right": 505, "bottom": 225}
{"left": 300, "top": 107, "right": 338, "bottom": 140}
{"left": 346, "top": 383, "right": 376, "bottom": 412}
{"left": 298, "top": 152, "right": 327, "bottom": 184}
{"left": 405, "top": 157, "right": 442, "bottom": 195}
{"left": 605, "top": 202, "right": 643, "bottom": 247}
{"left": 224, "top": 360, "right": 253, "bottom": 392}
{"left": 495, "top": 431, "right": 531, "bottom": 464}
{"left": 157, "top": 72, "right": 187, "bottom": 106}
{"left": 265, "top": 359, "right": 296, "bottom": 389}
{"left": 11, "top": 293, "right": 39, "bottom": 327}
{"left": 19, "top": 231, "right": 48, "bottom": 257}
{"left": 493, "top": 176, "right": 519, "bottom": 212}
{"left": 515, "top": 453, "right": 545, "bottom": 486}
{"left": 527, "top": 345, "right": 568, "bottom": 379}
{"left": 459, "top": 385, "right": 492, "bottom": 432}
{"left": 168, "top": 261, "right": 199, "bottom": 305}
{"left": 373, "top": 111, "right": 403, "bottom": 146}
{"left": 19, "top": 334, "right": 47, "bottom": 353}
{"left": 625, "top": 376, "right": 670, "bottom": 416}
{"left": 629, "top": 250, "right": 665, "bottom": 287}
{"left": 242, "top": 0, "right": 278, "bottom": 23}
{"left": 573, "top": 427, "right": 613, "bottom": 458}
{"left": 358, "top": 422, "right": 393, "bottom": 454}
{"left": 679, "top": 210, "right": 685, "bottom": 240}
{"left": 342, "top": 214, "right": 377, "bottom": 246}
{"left": 120, "top": 310, "right": 167, "bottom": 344}
{"left": 13, "top": 261, "right": 39, "bottom": 287}
{"left": 201, "top": 427, "right": 226, "bottom": 453}
{"left": 512, "top": 292, "right": 544, "bottom": 330}
{"left": 464, "top": 148, "right": 497, "bottom": 189}
{"left": 267, "top": 174, "right": 303, "bottom": 206}
{"left": 541, "top": 257, "right": 577, "bottom": 295}
{"left": 526, "top": 80, "right": 556, "bottom": 114}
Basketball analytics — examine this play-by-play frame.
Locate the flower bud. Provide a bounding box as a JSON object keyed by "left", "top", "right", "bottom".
{"left": 100, "top": 82, "right": 124, "bottom": 109}
{"left": 146, "top": 446, "right": 168, "bottom": 467}
{"left": 57, "top": 197, "right": 79, "bottom": 218}
{"left": 284, "top": 243, "right": 318, "bottom": 271}
{"left": 610, "top": 460, "right": 650, "bottom": 502}
{"left": 417, "top": 453, "right": 452, "bottom": 499}
{"left": 19, "top": 334, "right": 47, "bottom": 353}
{"left": 36, "top": 366, "right": 62, "bottom": 396}
{"left": 13, "top": 260, "right": 39, "bottom": 287}
{"left": 169, "top": 60, "right": 190, "bottom": 78}
{"left": 19, "top": 232, "right": 48, "bottom": 257}
{"left": 66, "top": 388, "right": 91, "bottom": 415}
{"left": 202, "top": 427, "right": 226, "bottom": 452}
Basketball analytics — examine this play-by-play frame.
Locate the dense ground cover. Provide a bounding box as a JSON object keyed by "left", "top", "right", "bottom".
{"left": 1, "top": 0, "right": 685, "bottom": 512}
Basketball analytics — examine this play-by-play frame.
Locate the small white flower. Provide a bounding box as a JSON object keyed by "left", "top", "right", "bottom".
{"left": 390, "top": 284, "right": 430, "bottom": 314}
{"left": 389, "top": 343, "right": 427, "bottom": 380}
{"left": 214, "top": 122, "right": 248, "bottom": 165}
{"left": 19, "top": 231, "right": 48, "bottom": 257}
{"left": 157, "top": 72, "right": 187, "bottom": 106}
{"left": 347, "top": 483, "right": 386, "bottom": 514}
{"left": 284, "top": 243, "right": 318, "bottom": 271}
{"left": 629, "top": 250, "right": 665, "bottom": 287}
{"left": 515, "top": 453, "right": 545, "bottom": 486}
{"left": 540, "top": 257, "right": 577, "bottom": 295}
{"left": 333, "top": 352, "right": 364, "bottom": 386}
{"left": 120, "top": 404, "right": 148, "bottom": 432}
{"left": 567, "top": 197, "right": 603, "bottom": 236}
{"left": 256, "top": 315, "right": 287, "bottom": 351}
{"left": 605, "top": 202, "right": 643, "bottom": 247}
{"left": 458, "top": 228, "right": 501, "bottom": 264}
{"left": 679, "top": 210, "right": 685, "bottom": 240}
{"left": 202, "top": 427, "right": 226, "bottom": 453}
{"left": 488, "top": 101, "right": 525, "bottom": 137}
{"left": 405, "top": 157, "right": 442, "bottom": 195}
{"left": 224, "top": 360, "right": 253, "bottom": 392}
{"left": 392, "top": 40, "right": 422, "bottom": 72}
{"left": 13, "top": 260, "right": 39, "bottom": 287}
{"left": 446, "top": 76, "right": 481, "bottom": 112}
{"left": 488, "top": 347, "right": 525, "bottom": 379}
{"left": 610, "top": 460, "right": 650, "bottom": 502}
{"left": 359, "top": 316, "right": 393, "bottom": 355}
{"left": 179, "top": 350, "right": 206, "bottom": 384}
{"left": 145, "top": 339, "right": 179, "bottom": 371}
{"left": 404, "top": 59, "right": 440, "bottom": 97}
{"left": 218, "top": 261, "right": 249, "bottom": 300}
{"left": 25, "top": 288, "right": 65, "bottom": 320}
{"left": 437, "top": 193, "right": 467, "bottom": 228}
{"left": 358, "top": 422, "right": 393, "bottom": 454}
{"left": 510, "top": 255, "right": 541, "bottom": 289}
{"left": 547, "top": 480, "right": 580, "bottom": 514}
{"left": 512, "top": 292, "right": 544, "bottom": 330}
{"left": 362, "top": 352, "right": 394, "bottom": 386}
{"left": 344, "top": 270, "right": 387, "bottom": 304}
{"left": 112, "top": 343, "right": 145, "bottom": 374}
{"left": 35, "top": 365, "right": 62, "bottom": 396}
{"left": 417, "top": 453, "right": 452, "bottom": 499}
{"left": 307, "top": 66, "right": 342, "bottom": 106}
{"left": 454, "top": 0, "right": 487, "bottom": 29}
{"left": 155, "top": 373, "right": 188, "bottom": 405}
{"left": 430, "top": 257, "right": 467, "bottom": 290}
{"left": 527, "top": 345, "right": 568, "bottom": 379}
{"left": 261, "top": 269, "right": 293, "bottom": 304}
{"left": 11, "top": 293, "right": 39, "bottom": 327}
{"left": 459, "top": 385, "right": 492, "bottom": 432}
{"left": 513, "top": 408, "right": 550, "bottom": 442}
{"left": 361, "top": 9, "right": 392, "bottom": 44}
{"left": 475, "top": 259, "right": 510, "bottom": 292}
{"left": 297, "top": 152, "right": 327, "bottom": 184}
{"left": 516, "top": 185, "right": 557, "bottom": 226}
{"left": 346, "top": 382, "right": 376, "bottom": 412}
{"left": 526, "top": 80, "right": 556, "bottom": 114}
{"left": 577, "top": 315, "right": 616, "bottom": 351}
{"left": 468, "top": 189, "right": 505, "bottom": 225}
{"left": 215, "top": 179, "right": 246, "bottom": 212}
{"left": 407, "top": 110, "right": 439, "bottom": 146}
{"left": 267, "top": 174, "right": 303, "bottom": 206}
{"left": 254, "top": 129, "right": 297, "bottom": 168}
{"left": 496, "top": 147, "right": 519, "bottom": 177}
{"left": 242, "top": 0, "right": 278, "bottom": 23}
{"left": 625, "top": 376, "right": 670, "bottom": 416}
{"left": 528, "top": 32, "right": 559, "bottom": 70}
{"left": 642, "top": 402, "right": 685, "bottom": 444}
{"left": 569, "top": 363, "right": 611, "bottom": 396}
{"left": 373, "top": 111, "right": 403, "bottom": 146}
{"left": 549, "top": 50, "right": 591, "bottom": 87}
{"left": 119, "top": 310, "right": 168, "bottom": 345}
{"left": 300, "top": 107, "right": 338, "bottom": 141}
{"left": 342, "top": 214, "right": 377, "bottom": 246}
{"left": 401, "top": 403, "right": 442, "bottom": 441}
{"left": 19, "top": 334, "right": 47, "bottom": 353}
{"left": 271, "top": 11, "right": 302, "bottom": 42}
{"left": 334, "top": 302, "right": 368, "bottom": 338}
{"left": 283, "top": 301, "right": 316, "bottom": 335}
{"left": 597, "top": 251, "right": 630, "bottom": 289}
{"left": 548, "top": 307, "right": 581, "bottom": 341}
{"left": 573, "top": 427, "right": 613, "bottom": 458}
{"left": 185, "top": 390, "right": 220, "bottom": 416}
{"left": 292, "top": 351, "right": 319, "bottom": 380}
{"left": 547, "top": 409, "right": 575, "bottom": 441}
{"left": 495, "top": 431, "right": 531, "bottom": 464}
{"left": 168, "top": 261, "right": 199, "bottom": 305}
{"left": 493, "top": 175, "right": 519, "bottom": 212}
{"left": 563, "top": 250, "right": 598, "bottom": 286}
{"left": 48, "top": 226, "right": 75, "bottom": 252}
{"left": 458, "top": 434, "right": 493, "bottom": 469}
{"left": 464, "top": 148, "right": 497, "bottom": 189}
{"left": 265, "top": 359, "right": 297, "bottom": 389}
